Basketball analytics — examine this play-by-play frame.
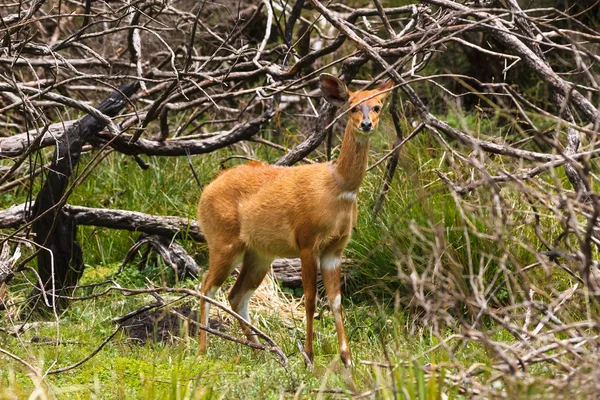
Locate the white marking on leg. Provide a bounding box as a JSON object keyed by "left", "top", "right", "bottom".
{"left": 206, "top": 287, "right": 218, "bottom": 298}
{"left": 238, "top": 290, "right": 254, "bottom": 323}
{"left": 337, "top": 191, "right": 357, "bottom": 201}
{"left": 332, "top": 294, "right": 341, "bottom": 312}
{"left": 321, "top": 254, "right": 341, "bottom": 272}
{"left": 331, "top": 293, "right": 343, "bottom": 324}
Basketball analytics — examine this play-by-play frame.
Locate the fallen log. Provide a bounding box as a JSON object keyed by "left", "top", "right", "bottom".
{"left": 0, "top": 203, "right": 202, "bottom": 241}
{"left": 0, "top": 204, "right": 349, "bottom": 287}
{"left": 270, "top": 258, "right": 350, "bottom": 288}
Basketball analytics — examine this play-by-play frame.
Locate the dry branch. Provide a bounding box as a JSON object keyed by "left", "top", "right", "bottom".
{"left": 423, "top": 0, "right": 600, "bottom": 125}
{"left": 0, "top": 121, "right": 76, "bottom": 158}
{"left": 94, "top": 108, "right": 275, "bottom": 157}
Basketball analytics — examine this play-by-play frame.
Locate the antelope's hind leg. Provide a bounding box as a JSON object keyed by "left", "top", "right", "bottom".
{"left": 198, "top": 241, "right": 244, "bottom": 354}
{"left": 300, "top": 249, "right": 319, "bottom": 365}
{"left": 228, "top": 249, "right": 273, "bottom": 344}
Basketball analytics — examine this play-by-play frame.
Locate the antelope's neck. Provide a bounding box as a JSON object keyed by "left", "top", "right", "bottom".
{"left": 332, "top": 123, "right": 370, "bottom": 193}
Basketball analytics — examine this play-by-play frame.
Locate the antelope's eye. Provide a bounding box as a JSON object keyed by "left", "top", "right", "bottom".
{"left": 351, "top": 107, "right": 358, "bottom": 113}
{"left": 373, "top": 106, "right": 381, "bottom": 113}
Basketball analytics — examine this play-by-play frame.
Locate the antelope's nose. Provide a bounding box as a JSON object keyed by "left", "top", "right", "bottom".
{"left": 360, "top": 120, "right": 372, "bottom": 131}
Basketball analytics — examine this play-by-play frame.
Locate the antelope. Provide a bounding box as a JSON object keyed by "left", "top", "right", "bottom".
{"left": 197, "top": 74, "right": 393, "bottom": 367}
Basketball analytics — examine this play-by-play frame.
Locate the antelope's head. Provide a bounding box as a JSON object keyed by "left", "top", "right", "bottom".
{"left": 320, "top": 74, "right": 394, "bottom": 136}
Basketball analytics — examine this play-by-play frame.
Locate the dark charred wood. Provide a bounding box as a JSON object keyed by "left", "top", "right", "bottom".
{"left": 374, "top": 89, "right": 403, "bottom": 215}
{"left": 29, "top": 83, "right": 139, "bottom": 311}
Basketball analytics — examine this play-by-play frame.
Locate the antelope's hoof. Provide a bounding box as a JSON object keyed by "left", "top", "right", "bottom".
{"left": 341, "top": 352, "right": 353, "bottom": 368}
{"left": 304, "top": 349, "right": 314, "bottom": 368}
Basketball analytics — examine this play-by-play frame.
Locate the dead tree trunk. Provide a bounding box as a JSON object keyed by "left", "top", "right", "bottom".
{"left": 29, "top": 83, "right": 139, "bottom": 311}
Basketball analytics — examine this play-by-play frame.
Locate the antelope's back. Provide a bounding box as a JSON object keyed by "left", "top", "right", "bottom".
{"left": 197, "top": 163, "right": 284, "bottom": 243}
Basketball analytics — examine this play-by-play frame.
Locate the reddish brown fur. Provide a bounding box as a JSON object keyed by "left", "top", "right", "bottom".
{"left": 197, "top": 75, "right": 393, "bottom": 367}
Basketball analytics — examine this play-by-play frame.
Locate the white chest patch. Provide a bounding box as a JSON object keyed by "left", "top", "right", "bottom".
{"left": 337, "top": 191, "right": 357, "bottom": 202}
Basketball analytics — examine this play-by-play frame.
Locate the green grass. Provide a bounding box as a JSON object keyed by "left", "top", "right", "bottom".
{"left": 0, "top": 261, "right": 454, "bottom": 399}
{"left": 0, "top": 276, "right": 590, "bottom": 399}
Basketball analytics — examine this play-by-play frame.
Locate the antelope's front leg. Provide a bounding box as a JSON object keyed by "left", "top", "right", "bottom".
{"left": 320, "top": 251, "right": 352, "bottom": 367}
{"left": 300, "top": 249, "right": 318, "bottom": 365}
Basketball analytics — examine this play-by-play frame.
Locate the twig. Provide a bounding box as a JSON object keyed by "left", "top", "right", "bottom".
{"left": 46, "top": 326, "right": 121, "bottom": 375}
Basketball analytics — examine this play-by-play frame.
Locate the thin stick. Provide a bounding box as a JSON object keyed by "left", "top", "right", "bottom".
{"left": 46, "top": 326, "right": 121, "bottom": 375}
{"left": 170, "top": 309, "right": 288, "bottom": 363}
{"left": 0, "top": 347, "right": 41, "bottom": 376}
{"left": 368, "top": 122, "right": 425, "bottom": 172}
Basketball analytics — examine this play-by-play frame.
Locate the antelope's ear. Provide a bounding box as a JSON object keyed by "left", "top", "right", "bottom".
{"left": 377, "top": 77, "right": 394, "bottom": 97}
{"left": 320, "top": 74, "right": 349, "bottom": 106}
{"left": 376, "top": 78, "right": 394, "bottom": 102}
{"left": 378, "top": 78, "right": 394, "bottom": 92}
